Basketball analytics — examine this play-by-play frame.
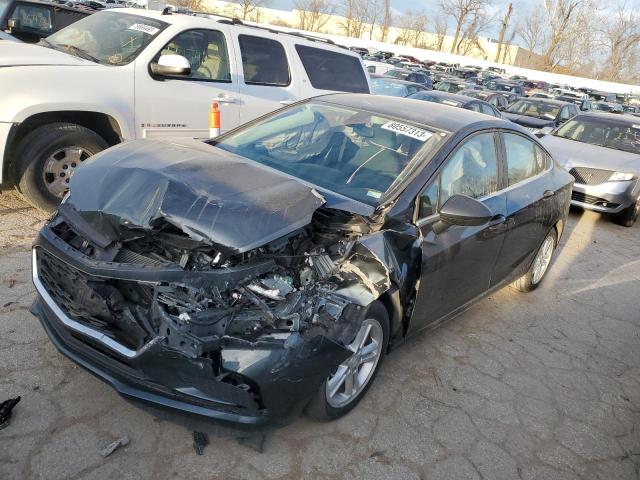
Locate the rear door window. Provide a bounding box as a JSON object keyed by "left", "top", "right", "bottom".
{"left": 295, "top": 45, "right": 369, "bottom": 93}
{"left": 503, "top": 132, "right": 545, "bottom": 185}
{"left": 239, "top": 34, "right": 290, "bottom": 86}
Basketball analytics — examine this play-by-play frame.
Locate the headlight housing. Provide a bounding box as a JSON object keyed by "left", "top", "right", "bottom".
{"left": 609, "top": 172, "right": 634, "bottom": 181}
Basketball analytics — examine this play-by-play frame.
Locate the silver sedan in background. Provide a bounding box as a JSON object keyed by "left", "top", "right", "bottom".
{"left": 540, "top": 113, "right": 640, "bottom": 227}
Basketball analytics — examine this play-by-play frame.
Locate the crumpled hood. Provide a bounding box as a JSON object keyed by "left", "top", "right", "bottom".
{"left": 540, "top": 134, "right": 640, "bottom": 174}
{"left": 502, "top": 113, "right": 555, "bottom": 128}
{"left": 0, "top": 42, "right": 93, "bottom": 67}
{"left": 66, "top": 138, "right": 328, "bottom": 253}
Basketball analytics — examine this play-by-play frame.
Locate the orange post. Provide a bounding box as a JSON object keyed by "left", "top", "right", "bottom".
{"left": 209, "top": 102, "right": 220, "bottom": 138}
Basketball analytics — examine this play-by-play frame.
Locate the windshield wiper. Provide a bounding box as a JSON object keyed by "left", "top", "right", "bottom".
{"left": 52, "top": 44, "right": 100, "bottom": 63}
{"left": 38, "top": 38, "right": 54, "bottom": 49}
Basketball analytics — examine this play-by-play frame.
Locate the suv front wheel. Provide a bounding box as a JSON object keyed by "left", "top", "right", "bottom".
{"left": 16, "top": 123, "right": 108, "bottom": 211}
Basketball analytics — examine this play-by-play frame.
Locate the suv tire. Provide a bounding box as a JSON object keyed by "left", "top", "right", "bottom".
{"left": 16, "top": 123, "right": 108, "bottom": 212}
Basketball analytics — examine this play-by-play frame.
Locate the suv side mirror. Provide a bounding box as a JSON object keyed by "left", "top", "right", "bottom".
{"left": 150, "top": 54, "right": 191, "bottom": 77}
{"left": 439, "top": 194, "right": 494, "bottom": 227}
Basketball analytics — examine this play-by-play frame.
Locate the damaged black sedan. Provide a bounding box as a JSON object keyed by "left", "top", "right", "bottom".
{"left": 31, "top": 94, "right": 572, "bottom": 427}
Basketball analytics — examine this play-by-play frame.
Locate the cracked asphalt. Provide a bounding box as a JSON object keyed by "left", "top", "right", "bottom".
{"left": 0, "top": 189, "right": 639, "bottom": 480}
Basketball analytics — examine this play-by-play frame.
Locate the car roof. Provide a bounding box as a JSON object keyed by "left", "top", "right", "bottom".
{"left": 371, "top": 75, "right": 422, "bottom": 86}
{"left": 317, "top": 93, "right": 504, "bottom": 133}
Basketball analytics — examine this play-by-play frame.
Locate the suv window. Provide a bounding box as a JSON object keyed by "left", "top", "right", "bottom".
{"left": 504, "top": 133, "right": 546, "bottom": 185}
{"left": 159, "top": 29, "right": 231, "bottom": 82}
{"left": 419, "top": 132, "right": 499, "bottom": 216}
{"left": 9, "top": 3, "right": 52, "bottom": 36}
{"left": 295, "top": 45, "right": 368, "bottom": 93}
{"left": 239, "top": 35, "right": 289, "bottom": 86}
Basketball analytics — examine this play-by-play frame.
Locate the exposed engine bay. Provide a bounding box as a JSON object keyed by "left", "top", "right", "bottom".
{"left": 41, "top": 205, "right": 390, "bottom": 360}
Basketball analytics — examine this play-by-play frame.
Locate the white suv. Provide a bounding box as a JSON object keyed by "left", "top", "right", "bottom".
{"left": 0, "top": 8, "right": 370, "bottom": 210}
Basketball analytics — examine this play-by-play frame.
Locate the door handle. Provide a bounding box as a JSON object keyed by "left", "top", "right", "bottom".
{"left": 543, "top": 190, "right": 555, "bottom": 199}
{"left": 215, "top": 96, "right": 237, "bottom": 104}
{"left": 488, "top": 215, "right": 506, "bottom": 229}
{"left": 279, "top": 100, "right": 295, "bottom": 105}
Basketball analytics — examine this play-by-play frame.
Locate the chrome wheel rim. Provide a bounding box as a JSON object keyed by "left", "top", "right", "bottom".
{"left": 326, "top": 318, "right": 383, "bottom": 408}
{"left": 532, "top": 234, "right": 555, "bottom": 285}
{"left": 42, "top": 147, "right": 91, "bottom": 198}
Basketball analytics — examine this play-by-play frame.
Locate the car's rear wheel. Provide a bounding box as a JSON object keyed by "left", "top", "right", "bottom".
{"left": 613, "top": 198, "right": 639, "bottom": 227}
{"left": 305, "top": 301, "right": 389, "bottom": 421}
{"left": 16, "top": 123, "right": 108, "bottom": 212}
{"left": 512, "top": 229, "right": 556, "bottom": 292}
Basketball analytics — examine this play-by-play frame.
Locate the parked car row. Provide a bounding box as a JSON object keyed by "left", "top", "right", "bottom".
{"left": 0, "top": 6, "right": 637, "bottom": 434}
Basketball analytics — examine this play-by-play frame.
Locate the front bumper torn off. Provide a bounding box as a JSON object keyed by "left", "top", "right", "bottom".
{"left": 31, "top": 234, "right": 354, "bottom": 428}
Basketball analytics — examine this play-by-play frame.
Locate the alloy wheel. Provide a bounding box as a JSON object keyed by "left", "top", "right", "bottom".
{"left": 326, "top": 318, "right": 384, "bottom": 408}
{"left": 532, "top": 234, "right": 555, "bottom": 285}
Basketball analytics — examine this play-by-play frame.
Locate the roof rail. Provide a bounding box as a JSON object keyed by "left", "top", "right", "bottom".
{"left": 169, "top": 9, "right": 347, "bottom": 49}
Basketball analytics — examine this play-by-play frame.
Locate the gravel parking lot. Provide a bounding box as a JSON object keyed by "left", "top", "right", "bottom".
{"left": 0, "top": 189, "right": 639, "bottom": 480}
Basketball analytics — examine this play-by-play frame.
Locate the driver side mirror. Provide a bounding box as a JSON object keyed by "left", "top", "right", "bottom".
{"left": 150, "top": 54, "right": 191, "bottom": 77}
{"left": 439, "top": 194, "right": 494, "bottom": 227}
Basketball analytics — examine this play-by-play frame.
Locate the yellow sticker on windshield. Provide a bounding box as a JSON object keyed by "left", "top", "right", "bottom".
{"left": 380, "top": 122, "right": 433, "bottom": 142}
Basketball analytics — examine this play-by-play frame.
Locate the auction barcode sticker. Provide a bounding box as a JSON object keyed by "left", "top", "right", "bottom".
{"left": 128, "top": 24, "right": 160, "bottom": 35}
{"left": 381, "top": 121, "right": 433, "bottom": 142}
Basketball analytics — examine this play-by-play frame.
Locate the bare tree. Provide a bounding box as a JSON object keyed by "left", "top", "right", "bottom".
{"left": 366, "top": 0, "right": 381, "bottom": 40}
{"left": 379, "top": 0, "right": 392, "bottom": 42}
{"left": 595, "top": 1, "right": 640, "bottom": 82}
{"left": 229, "top": 0, "right": 270, "bottom": 21}
{"left": 516, "top": 8, "right": 546, "bottom": 66}
{"left": 494, "top": 3, "right": 513, "bottom": 62}
{"left": 339, "top": 0, "right": 368, "bottom": 38}
{"left": 395, "top": 10, "right": 428, "bottom": 47}
{"left": 439, "top": 0, "right": 492, "bottom": 54}
{"left": 540, "top": 0, "right": 590, "bottom": 71}
{"left": 294, "top": 0, "right": 335, "bottom": 32}
{"left": 455, "top": 9, "right": 491, "bottom": 56}
{"left": 430, "top": 15, "right": 448, "bottom": 51}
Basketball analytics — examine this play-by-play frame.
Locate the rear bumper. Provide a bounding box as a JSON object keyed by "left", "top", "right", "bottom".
{"left": 571, "top": 180, "right": 639, "bottom": 214}
{"left": 31, "top": 229, "right": 351, "bottom": 428}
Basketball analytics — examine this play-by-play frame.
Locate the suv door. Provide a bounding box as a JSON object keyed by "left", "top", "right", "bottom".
{"left": 409, "top": 131, "right": 508, "bottom": 334}
{"left": 135, "top": 27, "right": 241, "bottom": 138}
{"left": 235, "top": 34, "right": 298, "bottom": 123}
{"left": 491, "top": 132, "right": 554, "bottom": 285}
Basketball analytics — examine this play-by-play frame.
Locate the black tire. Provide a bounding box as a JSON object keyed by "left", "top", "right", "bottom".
{"left": 305, "top": 301, "right": 389, "bottom": 421}
{"left": 613, "top": 199, "right": 639, "bottom": 227}
{"left": 16, "top": 123, "right": 108, "bottom": 212}
{"left": 512, "top": 228, "right": 557, "bottom": 293}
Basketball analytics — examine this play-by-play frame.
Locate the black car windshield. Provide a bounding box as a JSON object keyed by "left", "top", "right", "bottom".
{"left": 506, "top": 100, "right": 560, "bottom": 120}
{"left": 554, "top": 118, "right": 640, "bottom": 154}
{"left": 43, "top": 11, "right": 168, "bottom": 66}
{"left": 215, "top": 102, "right": 442, "bottom": 206}
{"left": 409, "top": 92, "right": 463, "bottom": 107}
{"left": 371, "top": 78, "right": 408, "bottom": 97}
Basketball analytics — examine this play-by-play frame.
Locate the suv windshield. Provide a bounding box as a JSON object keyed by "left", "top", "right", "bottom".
{"left": 43, "top": 11, "right": 168, "bottom": 66}
{"left": 215, "top": 102, "right": 442, "bottom": 206}
{"left": 506, "top": 100, "right": 560, "bottom": 120}
{"left": 554, "top": 118, "right": 640, "bottom": 154}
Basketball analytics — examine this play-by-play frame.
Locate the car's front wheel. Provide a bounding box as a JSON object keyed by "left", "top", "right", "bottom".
{"left": 16, "top": 123, "right": 108, "bottom": 212}
{"left": 613, "top": 198, "right": 639, "bottom": 227}
{"left": 305, "top": 301, "right": 389, "bottom": 421}
{"left": 512, "top": 229, "right": 557, "bottom": 292}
